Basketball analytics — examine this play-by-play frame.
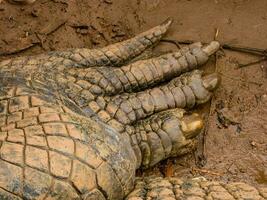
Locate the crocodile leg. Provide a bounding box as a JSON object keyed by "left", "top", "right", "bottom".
{"left": 1, "top": 18, "right": 265, "bottom": 200}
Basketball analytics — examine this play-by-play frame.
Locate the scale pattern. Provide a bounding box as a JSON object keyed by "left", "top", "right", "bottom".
{"left": 0, "top": 19, "right": 264, "bottom": 200}
{"left": 0, "top": 91, "right": 136, "bottom": 199}
{"left": 126, "top": 177, "right": 267, "bottom": 200}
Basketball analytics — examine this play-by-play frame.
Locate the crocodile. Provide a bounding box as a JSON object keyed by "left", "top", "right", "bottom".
{"left": 0, "top": 18, "right": 266, "bottom": 200}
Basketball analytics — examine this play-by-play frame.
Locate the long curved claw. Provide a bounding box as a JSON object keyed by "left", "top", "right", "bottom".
{"left": 52, "top": 18, "right": 173, "bottom": 68}
{"left": 202, "top": 41, "right": 220, "bottom": 56}
{"left": 180, "top": 113, "right": 203, "bottom": 139}
{"left": 202, "top": 73, "right": 221, "bottom": 91}
{"left": 99, "top": 18, "right": 173, "bottom": 65}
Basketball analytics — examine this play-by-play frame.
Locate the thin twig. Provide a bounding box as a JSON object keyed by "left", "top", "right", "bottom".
{"left": 191, "top": 167, "right": 222, "bottom": 176}
{"left": 161, "top": 38, "right": 267, "bottom": 57}
{"left": 194, "top": 123, "right": 207, "bottom": 167}
{"left": 222, "top": 44, "right": 267, "bottom": 56}
{"left": 194, "top": 28, "right": 220, "bottom": 168}
{"left": 161, "top": 39, "right": 181, "bottom": 49}
{"left": 0, "top": 43, "right": 37, "bottom": 56}
{"left": 214, "top": 28, "right": 219, "bottom": 40}
{"left": 238, "top": 57, "right": 267, "bottom": 68}
{"left": 163, "top": 39, "right": 194, "bottom": 45}
{"left": 35, "top": 32, "right": 45, "bottom": 49}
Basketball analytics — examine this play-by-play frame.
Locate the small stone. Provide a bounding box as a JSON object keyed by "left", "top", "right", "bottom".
{"left": 104, "top": 0, "right": 112, "bottom": 4}
{"left": 31, "top": 9, "right": 39, "bottom": 17}
{"left": 250, "top": 141, "right": 257, "bottom": 147}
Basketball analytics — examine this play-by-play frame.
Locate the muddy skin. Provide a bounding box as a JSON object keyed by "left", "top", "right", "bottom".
{"left": 0, "top": 18, "right": 266, "bottom": 199}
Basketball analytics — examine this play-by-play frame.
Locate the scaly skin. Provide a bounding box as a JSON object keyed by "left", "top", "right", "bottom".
{"left": 0, "top": 19, "right": 264, "bottom": 200}
{"left": 126, "top": 177, "right": 267, "bottom": 200}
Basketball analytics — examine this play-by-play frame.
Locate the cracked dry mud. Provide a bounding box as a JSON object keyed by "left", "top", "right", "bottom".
{"left": 0, "top": 18, "right": 266, "bottom": 200}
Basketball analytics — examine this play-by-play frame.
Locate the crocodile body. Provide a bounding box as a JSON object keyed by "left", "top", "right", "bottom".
{"left": 0, "top": 19, "right": 265, "bottom": 200}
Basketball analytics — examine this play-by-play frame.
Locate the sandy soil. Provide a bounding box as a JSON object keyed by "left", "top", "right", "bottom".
{"left": 0, "top": 0, "right": 266, "bottom": 187}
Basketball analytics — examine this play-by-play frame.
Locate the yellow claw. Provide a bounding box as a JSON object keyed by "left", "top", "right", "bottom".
{"left": 202, "top": 73, "right": 221, "bottom": 91}
{"left": 202, "top": 41, "right": 220, "bottom": 56}
{"left": 180, "top": 113, "right": 204, "bottom": 139}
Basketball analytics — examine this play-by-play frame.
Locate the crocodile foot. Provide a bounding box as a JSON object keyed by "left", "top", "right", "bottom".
{"left": 0, "top": 19, "right": 262, "bottom": 200}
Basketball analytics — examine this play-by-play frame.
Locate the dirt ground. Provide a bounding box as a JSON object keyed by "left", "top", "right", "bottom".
{"left": 0, "top": 0, "right": 266, "bottom": 187}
